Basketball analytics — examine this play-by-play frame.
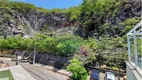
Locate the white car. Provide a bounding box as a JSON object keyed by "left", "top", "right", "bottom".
{"left": 105, "top": 72, "right": 116, "bottom": 80}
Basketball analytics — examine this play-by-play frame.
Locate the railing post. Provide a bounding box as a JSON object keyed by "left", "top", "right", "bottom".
{"left": 134, "top": 30, "right": 138, "bottom": 69}
{"left": 127, "top": 35, "right": 131, "bottom": 62}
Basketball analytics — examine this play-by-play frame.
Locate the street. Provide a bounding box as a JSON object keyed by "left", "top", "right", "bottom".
{"left": 0, "top": 57, "right": 125, "bottom": 80}
{"left": 0, "top": 57, "right": 69, "bottom": 80}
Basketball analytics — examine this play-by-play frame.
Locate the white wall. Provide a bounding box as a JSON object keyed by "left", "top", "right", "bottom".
{"left": 127, "top": 65, "right": 137, "bottom": 80}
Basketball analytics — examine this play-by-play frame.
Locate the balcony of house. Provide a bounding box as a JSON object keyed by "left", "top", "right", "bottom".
{"left": 126, "top": 20, "right": 142, "bottom": 80}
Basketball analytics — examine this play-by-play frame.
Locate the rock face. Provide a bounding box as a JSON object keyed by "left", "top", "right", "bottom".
{"left": 104, "top": 0, "right": 141, "bottom": 37}
{"left": 78, "top": 0, "right": 141, "bottom": 38}
{"left": 0, "top": 8, "right": 74, "bottom": 37}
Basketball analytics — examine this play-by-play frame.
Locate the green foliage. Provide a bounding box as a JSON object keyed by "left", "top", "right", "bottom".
{"left": 98, "top": 37, "right": 128, "bottom": 68}
{"left": 78, "top": 0, "right": 124, "bottom": 38}
{"left": 67, "top": 58, "right": 87, "bottom": 80}
{"left": 56, "top": 41, "right": 76, "bottom": 56}
{"left": 55, "top": 35, "right": 84, "bottom": 56}
{"left": 65, "top": 6, "right": 81, "bottom": 21}
{"left": 76, "top": 38, "right": 98, "bottom": 64}
{"left": 137, "top": 39, "right": 142, "bottom": 56}
{"left": 81, "top": 0, "right": 96, "bottom": 15}
{"left": 0, "top": 38, "right": 9, "bottom": 51}
{"left": 7, "top": 36, "right": 33, "bottom": 50}
{"left": 0, "top": 34, "right": 84, "bottom": 57}
{"left": 129, "top": 38, "right": 142, "bottom": 57}
{"left": 36, "top": 7, "right": 51, "bottom": 13}
{"left": 94, "top": 0, "right": 121, "bottom": 16}
{"left": 33, "top": 34, "right": 85, "bottom": 56}
{"left": 7, "top": 36, "right": 20, "bottom": 49}
{"left": 0, "top": 34, "right": 130, "bottom": 69}
{"left": 84, "top": 38, "right": 99, "bottom": 50}
{"left": 0, "top": 1, "right": 36, "bottom": 13}
{"left": 105, "top": 52, "right": 127, "bottom": 68}
{"left": 122, "top": 18, "right": 139, "bottom": 26}
{"left": 0, "top": 36, "right": 33, "bottom": 51}
{"left": 120, "top": 18, "right": 139, "bottom": 33}
{"left": 81, "top": 0, "right": 122, "bottom": 19}
{"left": 10, "top": 2, "right": 36, "bottom": 12}
{"left": 0, "top": 1, "right": 64, "bottom": 14}
{"left": 37, "top": 8, "right": 65, "bottom": 14}
{"left": 0, "top": 0, "right": 9, "bottom": 6}
{"left": 0, "top": 0, "right": 9, "bottom": 2}
{"left": 34, "top": 34, "right": 56, "bottom": 53}
{"left": 50, "top": 8, "right": 65, "bottom": 14}
{"left": 0, "top": 0, "right": 139, "bottom": 70}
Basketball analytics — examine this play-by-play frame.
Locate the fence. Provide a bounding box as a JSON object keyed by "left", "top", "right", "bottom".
{"left": 35, "top": 53, "right": 71, "bottom": 69}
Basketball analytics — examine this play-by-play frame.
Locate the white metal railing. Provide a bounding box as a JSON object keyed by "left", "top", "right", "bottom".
{"left": 127, "top": 20, "right": 142, "bottom": 70}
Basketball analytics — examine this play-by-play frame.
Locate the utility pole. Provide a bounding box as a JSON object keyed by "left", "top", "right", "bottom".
{"left": 16, "top": 51, "right": 18, "bottom": 65}
{"left": 33, "top": 39, "right": 36, "bottom": 64}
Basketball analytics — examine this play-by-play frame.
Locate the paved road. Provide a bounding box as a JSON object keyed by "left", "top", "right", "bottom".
{"left": 0, "top": 57, "right": 124, "bottom": 80}
{"left": 0, "top": 58, "right": 69, "bottom": 80}
{"left": 21, "top": 64, "right": 69, "bottom": 80}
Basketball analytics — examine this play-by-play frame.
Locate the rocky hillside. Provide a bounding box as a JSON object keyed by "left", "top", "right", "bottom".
{"left": 0, "top": 2, "right": 76, "bottom": 37}
{"left": 76, "top": 0, "right": 141, "bottom": 38}
{"left": 0, "top": 0, "right": 141, "bottom": 38}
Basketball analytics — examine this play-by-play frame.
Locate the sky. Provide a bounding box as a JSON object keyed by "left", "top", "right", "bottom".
{"left": 16, "top": 0, "right": 83, "bottom": 9}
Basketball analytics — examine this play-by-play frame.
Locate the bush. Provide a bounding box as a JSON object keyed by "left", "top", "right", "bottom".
{"left": 67, "top": 58, "right": 87, "bottom": 80}
{"left": 35, "top": 35, "right": 56, "bottom": 53}
{"left": 6, "top": 36, "right": 34, "bottom": 50}
{"left": 0, "top": 38, "right": 9, "bottom": 51}
{"left": 55, "top": 35, "right": 84, "bottom": 56}
{"left": 75, "top": 38, "right": 97, "bottom": 66}
{"left": 56, "top": 40, "right": 77, "bottom": 56}
{"left": 0, "top": 34, "right": 85, "bottom": 56}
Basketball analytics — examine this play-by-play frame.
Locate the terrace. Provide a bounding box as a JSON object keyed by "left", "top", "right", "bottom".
{"left": 0, "top": 65, "right": 35, "bottom": 80}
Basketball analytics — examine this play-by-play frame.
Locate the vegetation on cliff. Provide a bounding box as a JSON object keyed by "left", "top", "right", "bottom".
{"left": 0, "top": 0, "right": 141, "bottom": 38}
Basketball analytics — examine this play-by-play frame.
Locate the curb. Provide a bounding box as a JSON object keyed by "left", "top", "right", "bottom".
{"left": 33, "top": 64, "right": 71, "bottom": 77}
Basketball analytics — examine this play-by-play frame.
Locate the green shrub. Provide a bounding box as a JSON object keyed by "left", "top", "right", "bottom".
{"left": 35, "top": 36, "right": 56, "bottom": 53}
{"left": 67, "top": 58, "right": 87, "bottom": 80}
{"left": 55, "top": 35, "right": 84, "bottom": 56}
{"left": 56, "top": 40, "right": 77, "bottom": 56}
{"left": 0, "top": 38, "right": 9, "bottom": 51}
{"left": 6, "top": 36, "right": 34, "bottom": 50}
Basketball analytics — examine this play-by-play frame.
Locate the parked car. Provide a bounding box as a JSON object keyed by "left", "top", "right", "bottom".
{"left": 90, "top": 69, "right": 99, "bottom": 80}
{"left": 105, "top": 72, "right": 116, "bottom": 80}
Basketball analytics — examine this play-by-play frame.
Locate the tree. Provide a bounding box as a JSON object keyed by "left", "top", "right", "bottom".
{"left": 7, "top": 36, "right": 19, "bottom": 49}
{"left": 0, "top": 38, "right": 9, "bottom": 53}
